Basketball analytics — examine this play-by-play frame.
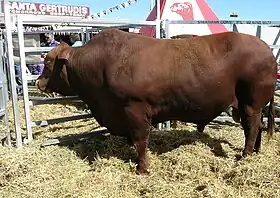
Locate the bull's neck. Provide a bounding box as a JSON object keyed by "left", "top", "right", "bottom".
{"left": 68, "top": 46, "right": 106, "bottom": 92}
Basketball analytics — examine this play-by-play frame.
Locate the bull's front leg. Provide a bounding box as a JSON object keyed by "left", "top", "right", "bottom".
{"left": 124, "top": 102, "right": 152, "bottom": 175}
{"left": 133, "top": 133, "right": 150, "bottom": 174}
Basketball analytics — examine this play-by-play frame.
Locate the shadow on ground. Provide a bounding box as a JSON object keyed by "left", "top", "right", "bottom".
{"left": 42, "top": 126, "right": 242, "bottom": 167}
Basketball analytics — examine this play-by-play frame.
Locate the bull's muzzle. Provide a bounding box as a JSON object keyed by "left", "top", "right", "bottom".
{"left": 35, "top": 77, "right": 49, "bottom": 92}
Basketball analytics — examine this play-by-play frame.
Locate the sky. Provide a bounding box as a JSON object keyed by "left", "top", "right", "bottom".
{"left": 15, "top": 0, "right": 280, "bottom": 21}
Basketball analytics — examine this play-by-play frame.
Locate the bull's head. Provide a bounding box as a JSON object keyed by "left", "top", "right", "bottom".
{"left": 35, "top": 41, "right": 77, "bottom": 96}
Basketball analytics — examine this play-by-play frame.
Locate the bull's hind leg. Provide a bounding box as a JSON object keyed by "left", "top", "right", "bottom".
{"left": 239, "top": 104, "right": 262, "bottom": 156}
{"left": 253, "top": 113, "right": 265, "bottom": 153}
{"left": 124, "top": 102, "right": 152, "bottom": 175}
{"left": 254, "top": 125, "right": 263, "bottom": 153}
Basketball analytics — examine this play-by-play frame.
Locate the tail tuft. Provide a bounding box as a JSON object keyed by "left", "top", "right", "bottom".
{"left": 267, "top": 96, "right": 275, "bottom": 141}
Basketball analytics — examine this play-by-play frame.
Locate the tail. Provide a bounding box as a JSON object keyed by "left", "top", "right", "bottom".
{"left": 267, "top": 96, "right": 275, "bottom": 140}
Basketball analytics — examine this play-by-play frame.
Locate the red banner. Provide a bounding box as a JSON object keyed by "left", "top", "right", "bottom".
{"left": 1, "top": 1, "right": 90, "bottom": 17}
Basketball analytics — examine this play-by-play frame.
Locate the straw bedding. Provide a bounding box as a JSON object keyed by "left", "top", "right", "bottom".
{"left": 0, "top": 91, "right": 280, "bottom": 198}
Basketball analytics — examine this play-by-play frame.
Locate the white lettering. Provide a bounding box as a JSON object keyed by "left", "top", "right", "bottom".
{"left": 39, "top": 4, "right": 46, "bottom": 12}
{"left": 46, "top": 5, "right": 52, "bottom": 12}
{"left": 82, "top": 7, "right": 88, "bottom": 15}
{"left": 61, "top": 6, "right": 67, "bottom": 13}
{"left": 18, "top": 3, "right": 26, "bottom": 10}
{"left": 67, "top": 6, "right": 73, "bottom": 13}
{"left": 51, "top": 5, "right": 56, "bottom": 12}
{"left": 30, "top": 3, "right": 37, "bottom": 11}
{"left": 10, "top": 2, "right": 19, "bottom": 10}
{"left": 73, "top": 6, "right": 79, "bottom": 14}
{"left": 56, "top": 5, "right": 63, "bottom": 13}
{"left": 7, "top": 1, "right": 89, "bottom": 16}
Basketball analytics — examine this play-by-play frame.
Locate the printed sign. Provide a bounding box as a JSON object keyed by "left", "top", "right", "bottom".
{"left": 1, "top": 1, "right": 90, "bottom": 17}
{"left": 168, "top": 20, "right": 276, "bottom": 25}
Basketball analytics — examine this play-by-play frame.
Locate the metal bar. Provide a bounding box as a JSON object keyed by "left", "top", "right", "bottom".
{"left": 0, "top": 109, "right": 5, "bottom": 116}
{"left": 165, "top": 120, "right": 171, "bottom": 131}
{"left": 270, "top": 45, "right": 280, "bottom": 49}
{"left": 155, "top": 0, "right": 161, "bottom": 39}
{"left": 24, "top": 47, "right": 55, "bottom": 53}
{"left": 17, "top": 17, "right": 33, "bottom": 142}
{"left": 31, "top": 114, "right": 92, "bottom": 127}
{"left": 167, "top": 20, "right": 280, "bottom": 25}
{"left": 165, "top": 20, "right": 170, "bottom": 39}
{"left": 80, "top": 28, "right": 85, "bottom": 44}
{"left": 256, "top": 25, "right": 261, "bottom": 38}
{"left": 103, "top": 24, "right": 157, "bottom": 29}
{"left": 26, "top": 75, "right": 40, "bottom": 81}
{"left": 213, "top": 116, "right": 280, "bottom": 123}
{"left": 20, "top": 23, "right": 155, "bottom": 28}
{"left": 29, "top": 96, "right": 82, "bottom": 106}
{"left": 19, "top": 16, "right": 157, "bottom": 26}
{"left": 7, "top": 29, "right": 85, "bottom": 35}
{"left": 274, "top": 48, "right": 280, "bottom": 62}
{"left": 272, "top": 29, "right": 280, "bottom": 45}
{"left": 85, "top": 29, "right": 91, "bottom": 42}
{"left": 4, "top": 0, "right": 22, "bottom": 147}
{"left": 155, "top": 0, "right": 170, "bottom": 131}
{"left": 232, "top": 24, "right": 238, "bottom": 32}
{"left": 85, "top": 28, "right": 103, "bottom": 33}
{"left": 0, "top": 40, "right": 11, "bottom": 147}
{"left": 41, "top": 127, "right": 108, "bottom": 147}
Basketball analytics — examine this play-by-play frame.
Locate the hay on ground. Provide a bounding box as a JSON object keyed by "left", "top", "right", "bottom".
{"left": 1, "top": 91, "right": 280, "bottom": 198}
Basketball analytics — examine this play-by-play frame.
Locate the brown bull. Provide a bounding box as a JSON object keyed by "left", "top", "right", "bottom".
{"left": 36, "top": 28, "right": 277, "bottom": 174}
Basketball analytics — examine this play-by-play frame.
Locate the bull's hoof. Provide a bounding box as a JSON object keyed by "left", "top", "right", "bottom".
{"left": 235, "top": 150, "right": 253, "bottom": 160}
{"left": 242, "top": 150, "right": 253, "bottom": 157}
{"left": 235, "top": 154, "right": 243, "bottom": 161}
{"left": 136, "top": 168, "right": 150, "bottom": 175}
{"left": 235, "top": 153, "right": 247, "bottom": 161}
{"left": 253, "top": 148, "right": 261, "bottom": 153}
{"left": 136, "top": 163, "right": 150, "bottom": 175}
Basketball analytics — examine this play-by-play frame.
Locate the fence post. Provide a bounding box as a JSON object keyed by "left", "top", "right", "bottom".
{"left": 3, "top": 0, "right": 22, "bottom": 147}
{"left": 17, "top": 16, "right": 33, "bottom": 143}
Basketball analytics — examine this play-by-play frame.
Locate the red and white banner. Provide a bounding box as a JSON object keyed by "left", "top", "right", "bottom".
{"left": 1, "top": 1, "right": 90, "bottom": 17}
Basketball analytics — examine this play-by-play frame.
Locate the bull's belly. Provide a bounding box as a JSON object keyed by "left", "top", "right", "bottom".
{"left": 151, "top": 102, "right": 232, "bottom": 126}
{"left": 81, "top": 90, "right": 236, "bottom": 134}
